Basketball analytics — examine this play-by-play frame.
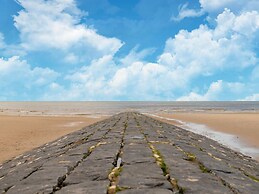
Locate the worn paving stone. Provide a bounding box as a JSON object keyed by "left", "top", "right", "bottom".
{"left": 119, "top": 163, "right": 171, "bottom": 190}
{"left": 56, "top": 181, "right": 109, "bottom": 194}
{"left": 119, "top": 188, "right": 173, "bottom": 194}
{"left": 59, "top": 143, "right": 120, "bottom": 194}
{"left": 0, "top": 112, "right": 258, "bottom": 194}
{"left": 143, "top": 115, "right": 259, "bottom": 192}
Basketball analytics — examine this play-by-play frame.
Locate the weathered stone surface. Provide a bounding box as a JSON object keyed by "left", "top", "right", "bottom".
{"left": 0, "top": 112, "right": 258, "bottom": 194}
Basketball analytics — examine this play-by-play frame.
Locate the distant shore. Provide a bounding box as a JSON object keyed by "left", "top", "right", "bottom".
{"left": 148, "top": 111, "right": 259, "bottom": 161}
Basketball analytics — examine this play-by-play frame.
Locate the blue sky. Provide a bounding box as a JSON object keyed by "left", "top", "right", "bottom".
{"left": 0, "top": 0, "right": 259, "bottom": 101}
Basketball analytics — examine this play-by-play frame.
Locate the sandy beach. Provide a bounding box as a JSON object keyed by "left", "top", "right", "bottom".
{"left": 0, "top": 101, "right": 259, "bottom": 163}
{"left": 1, "top": 112, "right": 258, "bottom": 193}
{"left": 0, "top": 115, "right": 107, "bottom": 163}
{"left": 152, "top": 112, "right": 259, "bottom": 160}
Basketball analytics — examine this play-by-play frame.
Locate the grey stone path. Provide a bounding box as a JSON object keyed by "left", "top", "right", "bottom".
{"left": 0, "top": 112, "right": 258, "bottom": 194}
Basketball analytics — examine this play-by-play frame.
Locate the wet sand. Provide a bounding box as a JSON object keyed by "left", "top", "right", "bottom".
{"left": 149, "top": 112, "right": 259, "bottom": 161}
{"left": 156, "top": 112, "right": 259, "bottom": 149}
{"left": 0, "top": 115, "right": 107, "bottom": 163}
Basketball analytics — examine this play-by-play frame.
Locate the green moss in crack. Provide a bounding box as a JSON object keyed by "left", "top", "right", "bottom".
{"left": 116, "top": 186, "right": 131, "bottom": 192}
{"left": 160, "top": 161, "right": 168, "bottom": 176}
{"left": 199, "top": 163, "right": 211, "bottom": 173}
{"left": 186, "top": 153, "right": 196, "bottom": 162}
{"left": 244, "top": 172, "right": 259, "bottom": 182}
{"left": 83, "top": 152, "right": 90, "bottom": 159}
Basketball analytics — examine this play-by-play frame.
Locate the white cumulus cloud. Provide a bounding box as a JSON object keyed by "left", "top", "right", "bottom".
{"left": 242, "top": 94, "right": 259, "bottom": 101}
{"left": 177, "top": 80, "right": 245, "bottom": 101}
{"left": 164, "top": 9, "right": 258, "bottom": 81}
{"left": 175, "top": 0, "right": 259, "bottom": 21}
{"left": 0, "top": 56, "right": 59, "bottom": 99}
{"left": 200, "top": 0, "right": 238, "bottom": 13}
{"left": 41, "top": 9, "right": 259, "bottom": 100}
{"left": 200, "top": 0, "right": 259, "bottom": 14}
{"left": 171, "top": 3, "right": 204, "bottom": 21}
{"left": 14, "top": 0, "right": 123, "bottom": 63}
{"left": 120, "top": 46, "right": 155, "bottom": 66}
{"left": 4, "top": 1, "right": 258, "bottom": 101}
{"left": 109, "top": 62, "right": 173, "bottom": 99}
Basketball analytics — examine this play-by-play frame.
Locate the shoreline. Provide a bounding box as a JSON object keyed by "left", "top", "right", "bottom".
{"left": 146, "top": 112, "right": 259, "bottom": 161}
{"left": 1, "top": 108, "right": 259, "bottom": 163}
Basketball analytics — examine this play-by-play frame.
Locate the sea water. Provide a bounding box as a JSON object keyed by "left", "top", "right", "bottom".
{"left": 0, "top": 101, "right": 259, "bottom": 115}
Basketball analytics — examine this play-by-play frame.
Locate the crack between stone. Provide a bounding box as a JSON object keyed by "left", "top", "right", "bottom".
{"left": 134, "top": 114, "right": 184, "bottom": 194}
{"left": 51, "top": 117, "right": 122, "bottom": 193}
{"left": 107, "top": 114, "right": 127, "bottom": 194}
{"left": 2, "top": 122, "right": 115, "bottom": 194}
{"left": 21, "top": 164, "right": 43, "bottom": 180}
{"left": 142, "top": 114, "right": 240, "bottom": 194}
{"left": 4, "top": 185, "right": 14, "bottom": 193}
